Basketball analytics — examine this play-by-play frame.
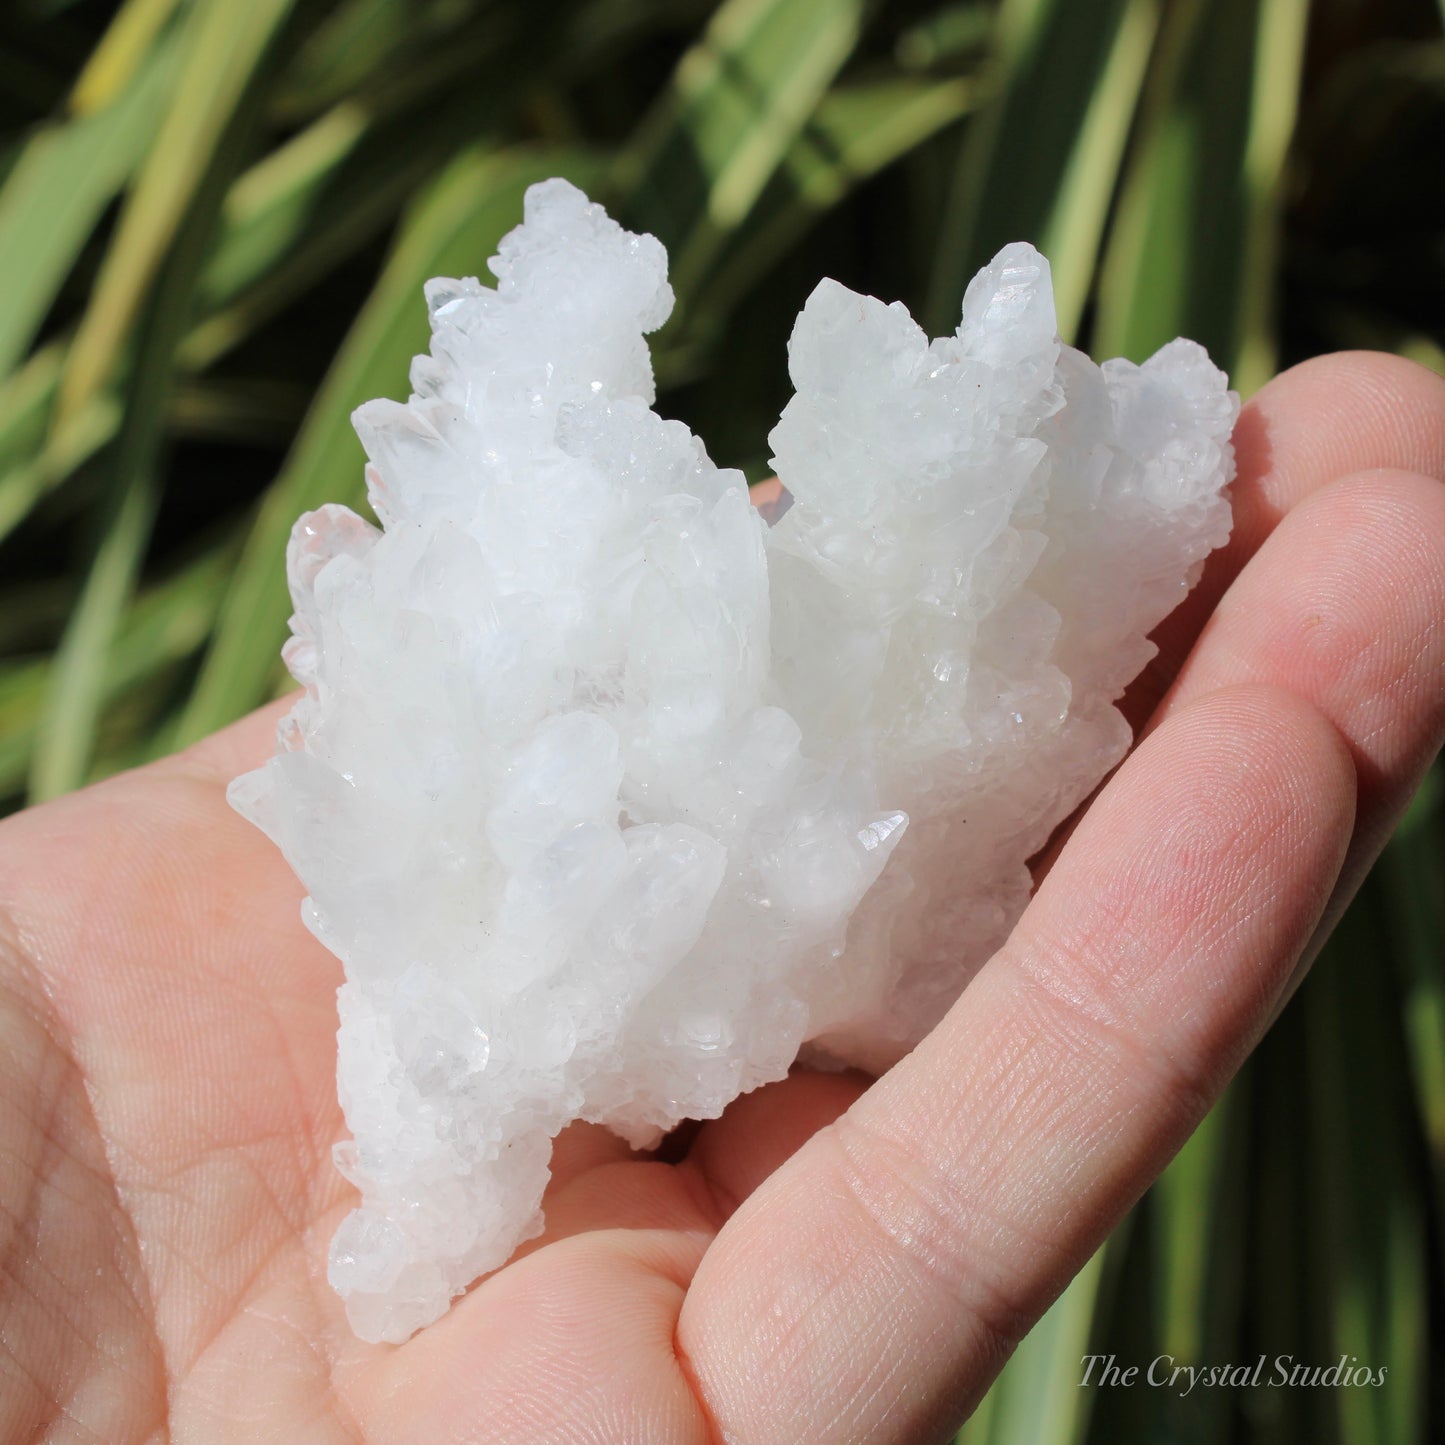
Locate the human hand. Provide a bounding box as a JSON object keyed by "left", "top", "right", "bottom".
{"left": 2, "top": 352, "right": 1442, "bottom": 1443}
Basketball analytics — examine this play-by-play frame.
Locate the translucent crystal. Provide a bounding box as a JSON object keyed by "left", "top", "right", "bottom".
{"left": 229, "top": 179, "right": 1237, "bottom": 1343}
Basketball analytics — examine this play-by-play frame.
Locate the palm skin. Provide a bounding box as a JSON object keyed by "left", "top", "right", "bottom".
{"left": 2, "top": 353, "right": 1444, "bottom": 1444}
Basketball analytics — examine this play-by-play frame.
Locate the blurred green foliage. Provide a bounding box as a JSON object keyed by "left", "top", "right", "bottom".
{"left": 0, "top": 0, "right": 1440, "bottom": 1439}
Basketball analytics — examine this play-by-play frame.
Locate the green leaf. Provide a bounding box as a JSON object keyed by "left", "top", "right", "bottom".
{"left": 0, "top": 343, "right": 122, "bottom": 557}
{"left": 56, "top": 0, "right": 296, "bottom": 428}
{"left": 0, "top": 343, "right": 64, "bottom": 466}
{"left": 1140, "top": 1084, "right": 1251, "bottom": 1444}
{"left": 1231, "top": 0, "right": 1309, "bottom": 395}
{"left": 1150, "top": 1102, "right": 1226, "bottom": 1364}
{"left": 1306, "top": 901, "right": 1428, "bottom": 1445}
{"left": 0, "top": 659, "right": 49, "bottom": 801}
{"left": 197, "top": 100, "right": 371, "bottom": 309}
{"left": 0, "top": 535, "right": 238, "bottom": 799}
{"left": 1378, "top": 775, "right": 1445, "bottom": 1246}
{"left": 68, "top": 0, "right": 185, "bottom": 115}
{"left": 925, "top": 0, "right": 1138, "bottom": 333}
{"left": 1251, "top": 1006, "right": 1340, "bottom": 1445}
{"left": 174, "top": 144, "right": 603, "bottom": 745}
{"left": 0, "top": 33, "right": 178, "bottom": 378}
{"left": 615, "top": 0, "right": 865, "bottom": 297}
{"left": 275, "top": 0, "right": 440, "bottom": 117}
{"left": 895, "top": 3, "right": 994, "bottom": 71}
{"left": 1036, "top": 0, "right": 1159, "bottom": 343}
{"left": 0, "top": 394, "right": 119, "bottom": 549}
{"left": 181, "top": 112, "right": 455, "bottom": 371}
{"left": 185, "top": 7, "right": 561, "bottom": 371}
{"left": 1092, "top": 0, "right": 1305, "bottom": 389}
{"left": 957, "top": 1244, "right": 1108, "bottom": 1445}
{"left": 690, "top": 73, "right": 984, "bottom": 338}
{"left": 29, "top": 2, "right": 277, "bottom": 800}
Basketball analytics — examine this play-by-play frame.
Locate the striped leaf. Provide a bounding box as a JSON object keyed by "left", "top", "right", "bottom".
{"left": 56, "top": 0, "right": 296, "bottom": 427}
{"left": 615, "top": 0, "right": 865, "bottom": 297}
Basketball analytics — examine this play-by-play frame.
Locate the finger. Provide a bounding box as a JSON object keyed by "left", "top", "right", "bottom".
{"left": 678, "top": 684, "right": 1355, "bottom": 1443}
{"left": 354, "top": 1229, "right": 715, "bottom": 1444}
{"left": 681, "top": 1068, "right": 873, "bottom": 1220}
{"left": 174, "top": 693, "right": 297, "bottom": 785}
{"left": 546, "top": 1120, "right": 640, "bottom": 1193}
{"left": 528, "top": 1073, "right": 874, "bottom": 1253}
{"left": 1123, "top": 351, "right": 1445, "bottom": 729}
{"left": 1147, "top": 465, "right": 1445, "bottom": 986}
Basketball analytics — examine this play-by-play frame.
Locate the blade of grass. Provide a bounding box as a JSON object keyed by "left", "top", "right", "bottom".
{"left": 1074, "top": 1206, "right": 1153, "bottom": 1445}
{"left": 0, "top": 393, "right": 119, "bottom": 547}
{"left": 925, "top": 0, "right": 1054, "bottom": 330}
{"left": 955, "top": 1364, "right": 999, "bottom": 1443}
{"left": 1150, "top": 1099, "right": 1227, "bottom": 1363}
{"left": 687, "top": 73, "right": 984, "bottom": 343}
{"left": 68, "top": 0, "right": 184, "bottom": 115}
{"left": 895, "top": 3, "right": 994, "bottom": 71}
{"left": 1141, "top": 1080, "right": 1251, "bottom": 1444}
{"left": 1251, "top": 1001, "right": 1338, "bottom": 1445}
{"left": 7, "top": 95, "right": 463, "bottom": 540}
{"left": 174, "top": 144, "right": 602, "bottom": 745}
{"left": 0, "top": 533, "right": 238, "bottom": 799}
{"left": 1317, "top": 302, "right": 1445, "bottom": 381}
{"left": 274, "top": 0, "right": 442, "bottom": 118}
{"left": 185, "top": 9, "right": 549, "bottom": 369}
{"left": 198, "top": 100, "right": 370, "bottom": 307}
{"left": 181, "top": 114, "right": 464, "bottom": 371}
{"left": 1306, "top": 899, "right": 1428, "bottom": 1445}
{"left": 56, "top": 0, "right": 296, "bottom": 429}
{"left": 553, "top": 0, "right": 725, "bottom": 78}
{"left": 0, "top": 343, "right": 64, "bottom": 473}
{"left": 1396, "top": 333, "right": 1445, "bottom": 378}
{"left": 923, "top": 0, "right": 1138, "bottom": 333}
{"left": 29, "top": 10, "right": 278, "bottom": 801}
{"left": 0, "top": 33, "right": 178, "bottom": 378}
{"left": 1036, "top": 0, "right": 1159, "bottom": 343}
{"left": 957, "top": 1243, "right": 1107, "bottom": 1445}
{"left": 614, "top": 0, "right": 865, "bottom": 298}
{"left": 0, "top": 660, "right": 49, "bottom": 802}
{"left": 1232, "top": 0, "right": 1310, "bottom": 396}
{"left": 1092, "top": 0, "right": 1272, "bottom": 380}
{"left": 1090, "top": 0, "right": 1208, "bottom": 363}
{"left": 180, "top": 157, "right": 435, "bottom": 371}
{"left": 1, "top": 364, "right": 310, "bottom": 547}
{"left": 199, "top": 11, "right": 534, "bottom": 322}
{"left": 28, "top": 333, "right": 170, "bottom": 799}
{"left": 5, "top": 77, "right": 526, "bottom": 547}
{"left": 270, "top": 0, "right": 538, "bottom": 128}
{"left": 1377, "top": 771, "right": 1445, "bottom": 1248}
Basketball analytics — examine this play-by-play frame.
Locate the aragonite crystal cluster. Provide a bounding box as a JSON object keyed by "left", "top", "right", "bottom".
{"left": 229, "top": 179, "right": 1237, "bottom": 1343}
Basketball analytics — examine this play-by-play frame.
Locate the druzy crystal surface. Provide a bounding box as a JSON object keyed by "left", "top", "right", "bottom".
{"left": 228, "top": 179, "right": 1237, "bottom": 1343}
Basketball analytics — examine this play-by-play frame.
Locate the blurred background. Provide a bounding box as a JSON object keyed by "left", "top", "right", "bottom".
{"left": 0, "top": 0, "right": 1440, "bottom": 1439}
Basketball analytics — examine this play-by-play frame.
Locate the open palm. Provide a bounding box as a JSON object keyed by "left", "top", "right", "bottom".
{"left": 3, "top": 352, "right": 1444, "bottom": 1444}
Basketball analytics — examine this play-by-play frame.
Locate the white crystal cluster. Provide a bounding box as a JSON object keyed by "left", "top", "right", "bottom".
{"left": 229, "top": 179, "right": 1237, "bottom": 1343}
